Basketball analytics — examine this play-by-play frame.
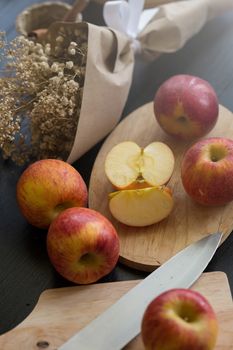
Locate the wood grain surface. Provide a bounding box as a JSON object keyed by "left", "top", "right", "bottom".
{"left": 89, "top": 103, "right": 233, "bottom": 271}
{"left": 0, "top": 272, "right": 232, "bottom": 350}
{"left": 1, "top": 0, "right": 233, "bottom": 337}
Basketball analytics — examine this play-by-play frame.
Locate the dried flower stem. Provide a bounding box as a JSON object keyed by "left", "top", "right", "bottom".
{"left": 0, "top": 25, "right": 88, "bottom": 165}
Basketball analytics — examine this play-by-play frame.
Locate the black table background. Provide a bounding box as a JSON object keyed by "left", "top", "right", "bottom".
{"left": 1, "top": 0, "right": 233, "bottom": 336}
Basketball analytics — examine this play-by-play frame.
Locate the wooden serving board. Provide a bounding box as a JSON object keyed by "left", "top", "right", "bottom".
{"left": 0, "top": 272, "right": 232, "bottom": 349}
{"left": 89, "top": 103, "right": 233, "bottom": 271}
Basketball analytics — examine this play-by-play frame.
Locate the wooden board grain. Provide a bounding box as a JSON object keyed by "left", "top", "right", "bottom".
{"left": 0, "top": 272, "right": 232, "bottom": 349}
{"left": 89, "top": 103, "right": 233, "bottom": 271}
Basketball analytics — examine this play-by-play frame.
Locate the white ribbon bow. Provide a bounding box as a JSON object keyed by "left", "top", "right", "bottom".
{"left": 103, "top": 0, "right": 159, "bottom": 53}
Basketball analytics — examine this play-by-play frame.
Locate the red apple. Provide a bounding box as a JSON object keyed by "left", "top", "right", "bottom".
{"left": 16, "top": 159, "right": 88, "bottom": 229}
{"left": 154, "top": 75, "right": 219, "bottom": 140}
{"left": 47, "top": 207, "right": 120, "bottom": 284}
{"left": 141, "top": 288, "right": 218, "bottom": 350}
{"left": 181, "top": 137, "right": 233, "bottom": 206}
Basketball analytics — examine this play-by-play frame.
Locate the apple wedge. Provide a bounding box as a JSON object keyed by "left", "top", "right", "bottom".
{"left": 105, "top": 141, "right": 175, "bottom": 189}
{"left": 109, "top": 186, "right": 173, "bottom": 227}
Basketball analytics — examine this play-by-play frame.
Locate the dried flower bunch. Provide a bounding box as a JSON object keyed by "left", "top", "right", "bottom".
{"left": 0, "top": 24, "right": 88, "bottom": 165}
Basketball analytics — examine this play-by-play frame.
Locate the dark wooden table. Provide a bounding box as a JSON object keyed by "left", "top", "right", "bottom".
{"left": 1, "top": 0, "right": 233, "bottom": 336}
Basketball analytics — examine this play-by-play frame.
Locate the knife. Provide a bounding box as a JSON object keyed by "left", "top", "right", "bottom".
{"left": 59, "top": 232, "right": 222, "bottom": 350}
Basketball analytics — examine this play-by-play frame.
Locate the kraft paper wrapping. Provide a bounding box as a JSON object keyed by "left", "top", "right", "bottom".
{"left": 66, "top": 23, "right": 134, "bottom": 163}
{"left": 46, "top": 0, "right": 233, "bottom": 164}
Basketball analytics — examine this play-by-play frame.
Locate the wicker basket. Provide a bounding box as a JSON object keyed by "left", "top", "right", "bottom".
{"left": 16, "top": 1, "right": 82, "bottom": 36}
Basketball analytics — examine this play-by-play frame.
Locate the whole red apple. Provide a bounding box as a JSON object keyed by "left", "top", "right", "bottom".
{"left": 17, "top": 159, "right": 88, "bottom": 229}
{"left": 47, "top": 207, "right": 120, "bottom": 284}
{"left": 141, "top": 288, "right": 218, "bottom": 350}
{"left": 181, "top": 137, "right": 233, "bottom": 206}
{"left": 154, "top": 75, "right": 219, "bottom": 140}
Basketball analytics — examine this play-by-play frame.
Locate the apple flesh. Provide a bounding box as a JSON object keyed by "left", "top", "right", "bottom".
{"left": 109, "top": 186, "right": 173, "bottom": 227}
{"left": 47, "top": 207, "right": 120, "bottom": 284}
{"left": 181, "top": 137, "right": 233, "bottom": 206}
{"left": 154, "top": 75, "right": 219, "bottom": 140}
{"left": 105, "top": 141, "right": 175, "bottom": 190}
{"left": 16, "top": 159, "right": 88, "bottom": 229}
{"left": 141, "top": 288, "right": 218, "bottom": 350}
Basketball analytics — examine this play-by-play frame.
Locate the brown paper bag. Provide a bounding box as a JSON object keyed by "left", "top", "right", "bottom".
{"left": 60, "top": 0, "right": 233, "bottom": 163}
{"left": 40, "top": 19, "right": 134, "bottom": 163}
{"left": 63, "top": 23, "right": 135, "bottom": 163}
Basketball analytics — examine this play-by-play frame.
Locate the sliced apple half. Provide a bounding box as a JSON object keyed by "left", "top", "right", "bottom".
{"left": 105, "top": 141, "right": 175, "bottom": 189}
{"left": 109, "top": 186, "right": 174, "bottom": 227}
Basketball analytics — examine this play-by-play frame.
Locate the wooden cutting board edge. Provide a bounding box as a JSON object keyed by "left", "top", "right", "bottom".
{"left": 89, "top": 102, "right": 233, "bottom": 272}
{"left": 0, "top": 271, "right": 232, "bottom": 350}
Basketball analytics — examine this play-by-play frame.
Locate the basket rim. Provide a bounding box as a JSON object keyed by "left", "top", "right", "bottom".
{"left": 16, "top": 1, "right": 81, "bottom": 35}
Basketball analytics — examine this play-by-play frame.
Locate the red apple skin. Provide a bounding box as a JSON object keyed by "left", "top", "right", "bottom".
{"left": 47, "top": 207, "right": 120, "bottom": 284}
{"left": 16, "top": 159, "right": 88, "bottom": 229}
{"left": 141, "top": 289, "right": 218, "bottom": 350}
{"left": 181, "top": 137, "right": 233, "bottom": 206}
{"left": 154, "top": 75, "right": 219, "bottom": 140}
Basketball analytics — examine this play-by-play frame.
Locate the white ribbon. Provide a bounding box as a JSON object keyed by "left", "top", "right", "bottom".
{"left": 103, "top": 0, "right": 159, "bottom": 54}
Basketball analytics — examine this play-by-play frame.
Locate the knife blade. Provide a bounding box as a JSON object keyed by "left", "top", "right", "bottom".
{"left": 59, "top": 232, "right": 222, "bottom": 350}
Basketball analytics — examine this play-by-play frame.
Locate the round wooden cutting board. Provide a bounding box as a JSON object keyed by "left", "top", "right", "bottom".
{"left": 89, "top": 103, "right": 233, "bottom": 272}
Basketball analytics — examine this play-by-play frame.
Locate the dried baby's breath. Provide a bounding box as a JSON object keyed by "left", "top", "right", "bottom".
{"left": 0, "top": 25, "right": 87, "bottom": 165}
